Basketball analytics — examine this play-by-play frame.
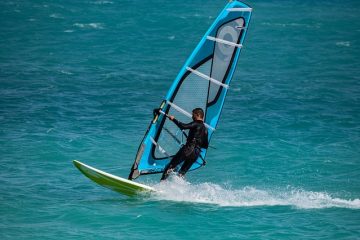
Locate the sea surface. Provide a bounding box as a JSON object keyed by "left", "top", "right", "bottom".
{"left": 1, "top": 0, "right": 360, "bottom": 239}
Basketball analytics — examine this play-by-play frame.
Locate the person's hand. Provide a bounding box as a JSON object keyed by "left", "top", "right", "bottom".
{"left": 169, "top": 115, "right": 175, "bottom": 121}
{"left": 153, "top": 108, "right": 161, "bottom": 116}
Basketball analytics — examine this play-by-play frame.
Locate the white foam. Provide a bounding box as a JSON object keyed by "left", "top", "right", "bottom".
{"left": 151, "top": 176, "right": 360, "bottom": 209}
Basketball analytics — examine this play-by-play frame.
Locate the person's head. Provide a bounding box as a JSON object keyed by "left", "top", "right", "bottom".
{"left": 192, "top": 108, "right": 204, "bottom": 121}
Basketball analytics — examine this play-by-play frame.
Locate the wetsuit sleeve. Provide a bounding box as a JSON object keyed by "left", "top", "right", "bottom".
{"left": 172, "top": 118, "right": 196, "bottom": 130}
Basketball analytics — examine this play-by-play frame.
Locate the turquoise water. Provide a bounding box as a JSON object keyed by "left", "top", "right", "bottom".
{"left": 1, "top": 0, "right": 360, "bottom": 239}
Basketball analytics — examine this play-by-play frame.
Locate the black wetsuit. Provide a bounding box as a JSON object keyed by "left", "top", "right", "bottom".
{"left": 160, "top": 119, "right": 208, "bottom": 180}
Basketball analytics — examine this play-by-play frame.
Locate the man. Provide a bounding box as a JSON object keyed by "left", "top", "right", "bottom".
{"left": 160, "top": 108, "right": 209, "bottom": 181}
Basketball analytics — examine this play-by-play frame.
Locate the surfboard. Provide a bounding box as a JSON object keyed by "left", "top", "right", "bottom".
{"left": 73, "top": 160, "right": 155, "bottom": 196}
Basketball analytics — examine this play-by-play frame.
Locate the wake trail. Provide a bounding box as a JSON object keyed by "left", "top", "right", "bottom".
{"left": 150, "top": 176, "right": 360, "bottom": 209}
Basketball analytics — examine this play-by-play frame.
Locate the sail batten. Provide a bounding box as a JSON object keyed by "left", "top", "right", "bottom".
{"left": 167, "top": 101, "right": 216, "bottom": 131}
{"left": 207, "top": 36, "right": 243, "bottom": 48}
{"left": 150, "top": 137, "right": 171, "bottom": 158}
{"left": 128, "top": 1, "right": 252, "bottom": 180}
{"left": 186, "top": 67, "right": 229, "bottom": 89}
{"left": 167, "top": 101, "right": 192, "bottom": 118}
{"left": 227, "top": 7, "right": 252, "bottom": 12}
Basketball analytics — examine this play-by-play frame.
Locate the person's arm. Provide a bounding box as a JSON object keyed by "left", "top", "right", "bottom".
{"left": 169, "top": 115, "right": 195, "bottom": 130}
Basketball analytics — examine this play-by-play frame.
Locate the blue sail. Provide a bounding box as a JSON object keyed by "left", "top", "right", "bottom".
{"left": 129, "top": 1, "right": 252, "bottom": 180}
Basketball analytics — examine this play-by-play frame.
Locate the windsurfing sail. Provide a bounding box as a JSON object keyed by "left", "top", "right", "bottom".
{"left": 129, "top": 1, "right": 252, "bottom": 180}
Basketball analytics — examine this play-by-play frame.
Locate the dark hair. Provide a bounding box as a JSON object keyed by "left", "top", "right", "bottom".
{"left": 192, "top": 108, "right": 204, "bottom": 118}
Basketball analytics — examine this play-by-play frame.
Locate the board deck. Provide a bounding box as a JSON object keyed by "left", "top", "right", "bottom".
{"left": 73, "top": 160, "right": 155, "bottom": 196}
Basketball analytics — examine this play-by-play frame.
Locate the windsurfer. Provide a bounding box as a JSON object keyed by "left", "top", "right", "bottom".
{"left": 160, "top": 108, "right": 209, "bottom": 181}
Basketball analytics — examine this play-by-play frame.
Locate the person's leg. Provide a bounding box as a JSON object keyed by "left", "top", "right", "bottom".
{"left": 178, "top": 148, "right": 200, "bottom": 177}
{"left": 160, "top": 148, "right": 184, "bottom": 181}
{"left": 178, "top": 158, "right": 196, "bottom": 177}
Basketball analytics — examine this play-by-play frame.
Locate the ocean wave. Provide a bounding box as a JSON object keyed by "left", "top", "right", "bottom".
{"left": 151, "top": 176, "right": 360, "bottom": 209}
{"left": 73, "top": 23, "right": 104, "bottom": 29}
{"left": 50, "top": 13, "right": 63, "bottom": 19}
{"left": 336, "top": 41, "right": 350, "bottom": 47}
{"left": 91, "top": 0, "right": 113, "bottom": 4}
{"left": 261, "top": 22, "right": 322, "bottom": 29}
{"left": 59, "top": 70, "right": 73, "bottom": 75}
